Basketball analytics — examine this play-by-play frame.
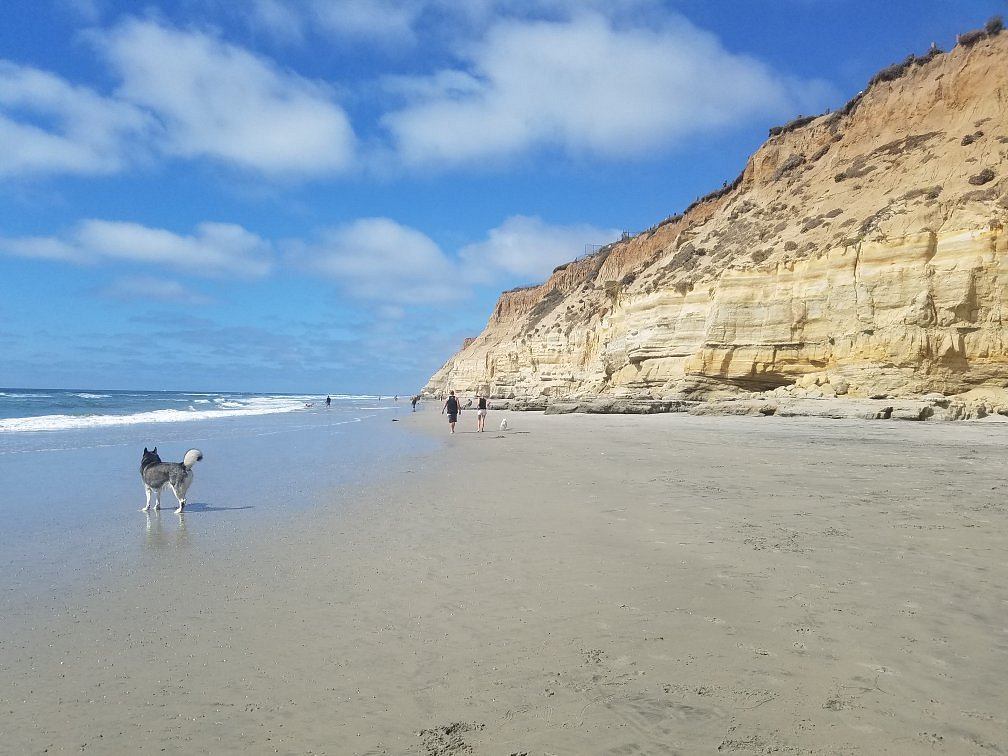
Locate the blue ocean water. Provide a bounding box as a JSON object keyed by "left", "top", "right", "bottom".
{"left": 0, "top": 388, "right": 367, "bottom": 431}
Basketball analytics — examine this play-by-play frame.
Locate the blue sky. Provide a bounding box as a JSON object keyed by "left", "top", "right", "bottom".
{"left": 1, "top": 0, "right": 1004, "bottom": 394}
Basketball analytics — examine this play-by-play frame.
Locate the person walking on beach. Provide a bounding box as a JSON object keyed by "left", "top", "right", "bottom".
{"left": 411, "top": 395, "right": 418, "bottom": 411}
{"left": 475, "top": 393, "right": 488, "bottom": 432}
{"left": 442, "top": 390, "right": 460, "bottom": 433}
{"left": 325, "top": 395, "right": 331, "bottom": 408}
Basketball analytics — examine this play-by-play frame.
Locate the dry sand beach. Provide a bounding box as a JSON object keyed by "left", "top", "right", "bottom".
{"left": 3, "top": 408, "right": 1008, "bottom": 754}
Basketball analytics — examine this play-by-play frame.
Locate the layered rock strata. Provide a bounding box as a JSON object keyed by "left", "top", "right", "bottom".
{"left": 426, "top": 31, "right": 1008, "bottom": 416}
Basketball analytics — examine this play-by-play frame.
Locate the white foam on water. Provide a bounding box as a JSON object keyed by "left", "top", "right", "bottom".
{"left": 0, "top": 394, "right": 331, "bottom": 433}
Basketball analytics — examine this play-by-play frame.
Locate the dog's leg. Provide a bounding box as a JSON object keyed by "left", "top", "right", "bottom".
{"left": 170, "top": 484, "right": 185, "bottom": 514}
{"left": 172, "top": 474, "right": 193, "bottom": 514}
{"left": 143, "top": 485, "right": 153, "bottom": 512}
{"left": 153, "top": 487, "right": 161, "bottom": 511}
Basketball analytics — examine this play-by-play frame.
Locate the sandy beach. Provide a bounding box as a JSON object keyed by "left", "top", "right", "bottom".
{"left": 2, "top": 407, "right": 1007, "bottom": 754}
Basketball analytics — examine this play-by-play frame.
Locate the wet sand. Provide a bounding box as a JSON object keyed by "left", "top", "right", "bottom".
{"left": 2, "top": 409, "right": 1007, "bottom": 754}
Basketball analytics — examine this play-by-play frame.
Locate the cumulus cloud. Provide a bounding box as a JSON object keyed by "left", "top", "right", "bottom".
{"left": 0, "top": 60, "right": 154, "bottom": 177}
{"left": 290, "top": 217, "right": 458, "bottom": 305}
{"left": 1, "top": 220, "right": 273, "bottom": 278}
{"left": 92, "top": 18, "right": 357, "bottom": 175}
{"left": 3, "top": 6, "right": 833, "bottom": 179}
{"left": 382, "top": 11, "right": 832, "bottom": 166}
{"left": 459, "top": 215, "right": 619, "bottom": 283}
{"left": 289, "top": 214, "right": 612, "bottom": 306}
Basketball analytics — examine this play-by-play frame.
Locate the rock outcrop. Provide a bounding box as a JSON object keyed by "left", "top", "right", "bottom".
{"left": 425, "top": 29, "right": 1008, "bottom": 415}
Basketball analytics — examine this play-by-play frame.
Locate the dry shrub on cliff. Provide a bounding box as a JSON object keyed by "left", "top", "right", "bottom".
{"left": 682, "top": 169, "right": 745, "bottom": 216}
{"left": 968, "top": 168, "right": 996, "bottom": 185}
{"left": 951, "top": 17, "right": 999, "bottom": 48}
{"left": 957, "top": 17, "right": 1003, "bottom": 47}
{"left": 899, "top": 185, "right": 943, "bottom": 202}
{"left": 673, "top": 276, "right": 696, "bottom": 296}
{"left": 669, "top": 244, "right": 698, "bottom": 270}
{"left": 874, "top": 131, "right": 942, "bottom": 157}
{"left": 835, "top": 156, "right": 876, "bottom": 182}
{"left": 810, "top": 144, "right": 831, "bottom": 162}
{"left": 868, "top": 57, "right": 914, "bottom": 87}
{"left": 961, "top": 186, "right": 1001, "bottom": 202}
{"left": 860, "top": 204, "right": 899, "bottom": 236}
{"left": 773, "top": 154, "right": 806, "bottom": 181}
{"left": 525, "top": 288, "right": 564, "bottom": 329}
{"left": 768, "top": 114, "right": 817, "bottom": 138}
{"left": 662, "top": 212, "right": 684, "bottom": 226}
{"left": 957, "top": 29, "right": 987, "bottom": 48}
{"left": 801, "top": 217, "right": 824, "bottom": 233}
{"left": 961, "top": 131, "right": 984, "bottom": 145}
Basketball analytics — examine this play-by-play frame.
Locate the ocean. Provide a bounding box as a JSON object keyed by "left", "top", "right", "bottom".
{"left": 0, "top": 388, "right": 398, "bottom": 432}
{"left": 0, "top": 388, "right": 438, "bottom": 600}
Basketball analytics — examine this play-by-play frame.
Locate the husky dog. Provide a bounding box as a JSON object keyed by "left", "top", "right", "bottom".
{"left": 500, "top": 417, "right": 508, "bottom": 431}
{"left": 141, "top": 447, "right": 203, "bottom": 513}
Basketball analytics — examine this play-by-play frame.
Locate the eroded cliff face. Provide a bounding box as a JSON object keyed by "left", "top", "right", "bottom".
{"left": 426, "top": 32, "right": 1008, "bottom": 403}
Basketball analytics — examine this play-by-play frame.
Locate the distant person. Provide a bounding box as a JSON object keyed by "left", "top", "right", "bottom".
{"left": 325, "top": 395, "right": 331, "bottom": 408}
{"left": 442, "top": 390, "right": 460, "bottom": 433}
{"left": 411, "top": 396, "right": 418, "bottom": 411}
{"left": 476, "top": 394, "right": 488, "bottom": 432}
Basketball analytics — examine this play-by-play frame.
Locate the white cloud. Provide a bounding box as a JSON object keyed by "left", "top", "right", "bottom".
{"left": 0, "top": 234, "right": 78, "bottom": 262}
{"left": 291, "top": 214, "right": 614, "bottom": 306}
{"left": 459, "top": 215, "right": 618, "bottom": 283}
{"left": 1, "top": 220, "right": 273, "bottom": 278}
{"left": 290, "top": 217, "right": 458, "bottom": 305}
{"left": 93, "top": 18, "right": 357, "bottom": 175}
{"left": 99, "top": 275, "right": 214, "bottom": 304}
{"left": 382, "top": 11, "right": 832, "bottom": 166}
{"left": 0, "top": 60, "right": 154, "bottom": 177}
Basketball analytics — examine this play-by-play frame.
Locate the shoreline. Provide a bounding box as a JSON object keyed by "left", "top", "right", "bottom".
{"left": 2, "top": 409, "right": 1006, "bottom": 754}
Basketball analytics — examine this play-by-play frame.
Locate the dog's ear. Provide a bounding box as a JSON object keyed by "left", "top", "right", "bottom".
{"left": 144, "top": 447, "right": 149, "bottom": 453}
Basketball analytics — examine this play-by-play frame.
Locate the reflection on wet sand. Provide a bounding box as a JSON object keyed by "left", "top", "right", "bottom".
{"left": 144, "top": 511, "right": 189, "bottom": 550}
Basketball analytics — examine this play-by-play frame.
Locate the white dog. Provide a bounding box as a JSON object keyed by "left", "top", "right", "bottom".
{"left": 500, "top": 417, "right": 508, "bottom": 431}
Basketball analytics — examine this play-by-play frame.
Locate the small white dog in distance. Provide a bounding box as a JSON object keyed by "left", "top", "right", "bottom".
{"left": 500, "top": 417, "right": 508, "bottom": 431}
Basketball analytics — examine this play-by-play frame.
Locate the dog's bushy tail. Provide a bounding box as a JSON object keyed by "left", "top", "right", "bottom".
{"left": 183, "top": 449, "right": 204, "bottom": 468}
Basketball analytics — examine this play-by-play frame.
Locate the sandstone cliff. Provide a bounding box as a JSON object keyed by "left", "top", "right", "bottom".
{"left": 426, "top": 29, "right": 1008, "bottom": 411}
